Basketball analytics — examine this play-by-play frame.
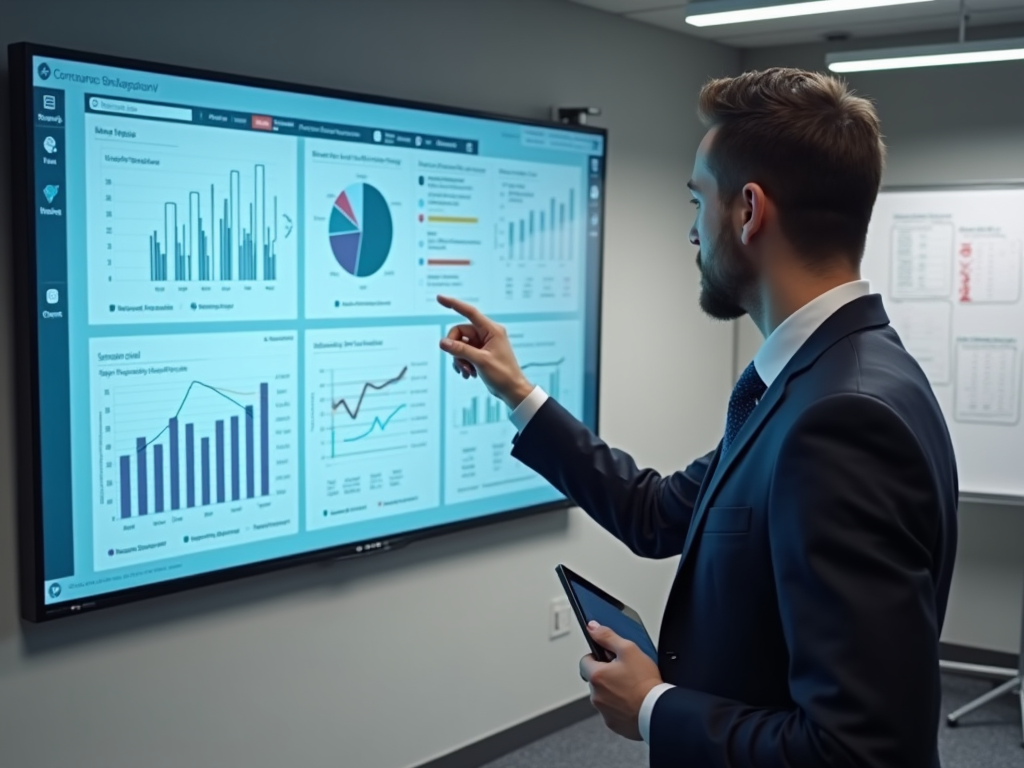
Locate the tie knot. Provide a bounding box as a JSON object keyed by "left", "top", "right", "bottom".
{"left": 723, "top": 362, "right": 766, "bottom": 454}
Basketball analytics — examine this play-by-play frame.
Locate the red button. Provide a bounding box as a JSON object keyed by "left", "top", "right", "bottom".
{"left": 251, "top": 115, "right": 273, "bottom": 131}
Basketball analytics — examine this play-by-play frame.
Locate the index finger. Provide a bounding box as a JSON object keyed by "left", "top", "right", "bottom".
{"left": 437, "top": 295, "right": 494, "bottom": 330}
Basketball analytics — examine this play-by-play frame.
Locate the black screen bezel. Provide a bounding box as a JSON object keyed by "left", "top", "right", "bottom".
{"left": 9, "top": 42, "right": 606, "bottom": 622}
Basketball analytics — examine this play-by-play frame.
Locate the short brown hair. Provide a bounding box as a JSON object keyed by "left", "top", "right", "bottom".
{"left": 698, "top": 68, "right": 885, "bottom": 266}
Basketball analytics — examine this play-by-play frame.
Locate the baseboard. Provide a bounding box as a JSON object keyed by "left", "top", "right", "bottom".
{"left": 415, "top": 696, "right": 594, "bottom": 768}
{"left": 940, "top": 641, "right": 1019, "bottom": 672}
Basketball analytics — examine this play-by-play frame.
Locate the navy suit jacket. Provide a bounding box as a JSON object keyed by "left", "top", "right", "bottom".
{"left": 512, "top": 295, "right": 958, "bottom": 768}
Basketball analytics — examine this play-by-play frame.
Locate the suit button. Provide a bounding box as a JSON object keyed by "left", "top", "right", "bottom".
{"left": 664, "top": 651, "right": 678, "bottom": 660}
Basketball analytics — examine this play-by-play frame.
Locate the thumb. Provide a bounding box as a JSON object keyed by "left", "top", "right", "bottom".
{"left": 587, "top": 621, "right": 628, "bottom": 654}
{"left": 440, "top": 337, "right": 486, "bottom": 364}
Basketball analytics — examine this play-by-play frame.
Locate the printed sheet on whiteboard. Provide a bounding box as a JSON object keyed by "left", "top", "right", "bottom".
{"left": 862, "top": 187, "right": 1024, "bottom": 498}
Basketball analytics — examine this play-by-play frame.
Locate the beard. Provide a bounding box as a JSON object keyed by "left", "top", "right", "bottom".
{"left": 696, "top": 220, "right": 755, "bottom": 321}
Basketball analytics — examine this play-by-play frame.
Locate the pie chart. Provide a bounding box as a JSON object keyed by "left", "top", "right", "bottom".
{"left": 329, "top": 183, "right": 393, "bottom": 277}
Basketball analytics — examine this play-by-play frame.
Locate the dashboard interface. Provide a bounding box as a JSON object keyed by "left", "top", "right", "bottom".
{"left": 16, "top": 48, "right": 604, "bottom": 615}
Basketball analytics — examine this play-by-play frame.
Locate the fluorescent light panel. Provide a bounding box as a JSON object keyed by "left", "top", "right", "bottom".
{"left": 685, "top": 0, "right": 934, "bottom": 27}
{"left": 826, "top": 38, "right": 1024, "bottom": 72}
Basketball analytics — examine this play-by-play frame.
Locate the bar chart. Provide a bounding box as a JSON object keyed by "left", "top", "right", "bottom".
{"left": 305, "top": 326, "right": 440, "bottom": 530}
{"left": 147, "top": 165, "right": 281, "bottom": 284}
{"left": 444, "top": 321, "right": 582, "bottom": 505}
{"left": 85, "top": 114, "right": 297, "bottom": 324}
{"left": 504, "top": 189, "right": 576, "bottom": 263}
{"left": 491, "top": 160, "right": 586, "bottom": 313}
{"left": 90, "top": 332, "right": 299, "bottom": 570}
{"left": 455, "top": 395, "right": 506, "bottom": 428}
{"left": 116, "top": 380, "right": 271, "bottom": 519}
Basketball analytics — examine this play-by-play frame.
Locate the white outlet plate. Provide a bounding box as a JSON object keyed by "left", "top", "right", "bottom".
{"left": 550, "top": 597, "right": 572, "bottom": 640}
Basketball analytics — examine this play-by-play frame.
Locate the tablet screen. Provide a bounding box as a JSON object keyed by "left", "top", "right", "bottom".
{"left": 572, "top": 580, "right": 659, "bottom": 664}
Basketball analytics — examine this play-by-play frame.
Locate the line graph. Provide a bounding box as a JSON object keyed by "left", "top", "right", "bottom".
{"left": 345, "top": 404, "right": 407, "bottom": 443}
{"left": 305, "top": 327, "right": 440, "bottom": 530}
{"left": 522, "top": 357, "right": 565, "bottom": 371}
{"left": 326, "top": 366, "right": 410, "bottom": 458}
{"left": 522, "top": 358, "right": 565, "bottom": 401}
{"left": 135, "top": 381, "right": 254, "bottom": 452}
{"left": 331, "top": 366, "right": 407, "bottom": 420}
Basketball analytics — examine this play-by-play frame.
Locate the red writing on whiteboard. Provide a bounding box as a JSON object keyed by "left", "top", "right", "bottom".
{"left": 958, "top": 242, "right": 972, "bottom": 303}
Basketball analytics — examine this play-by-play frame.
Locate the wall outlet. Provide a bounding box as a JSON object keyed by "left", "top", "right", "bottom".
{"left": 549, "top": 597, "right": 572, "bottom": 640}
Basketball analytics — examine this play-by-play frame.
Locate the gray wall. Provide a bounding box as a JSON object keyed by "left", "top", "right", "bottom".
{"left": 0, "top": 2, "right": 739, "bottom": 767}
{"left": 739, "top": 27, "right": 1024, "bottom": 655}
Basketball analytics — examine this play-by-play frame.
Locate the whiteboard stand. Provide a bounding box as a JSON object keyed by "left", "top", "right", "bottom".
{"left": 944, "top": 565, "right": 1024, "bottom": 746}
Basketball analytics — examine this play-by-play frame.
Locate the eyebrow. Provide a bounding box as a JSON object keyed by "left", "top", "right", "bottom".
{"left": 686, "top": 179, "right": 699, "bottom": 192}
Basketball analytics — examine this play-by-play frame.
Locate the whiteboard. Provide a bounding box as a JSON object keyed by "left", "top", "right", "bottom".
{"left": 862, "top": 186, "right": 1024, "bottom": 500}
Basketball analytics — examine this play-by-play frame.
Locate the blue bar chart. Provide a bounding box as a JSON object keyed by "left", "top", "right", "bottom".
{"left": 147, "top": 166, "right": 280, "bottom": 284}
{"left": 491, "top": 160, "right": 585, "bottom": 314}
{"left": 444, "top": 321, "right": 580, "bottom": 505}
{"left": 115, "top": 380, "right": 272, "bottom": 520}
{"left": 84, "top": 114, "right": 297, "bottom": 324}
{"left": 505, "top": 189, "right": 576, "bottom": 262}
{"left": 90, "top": 332, "right": 299, "bottom": 570}
{"left": 455, "top": 395, "right": 506, "bottom": 428}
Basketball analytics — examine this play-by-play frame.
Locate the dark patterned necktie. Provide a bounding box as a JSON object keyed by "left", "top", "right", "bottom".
{"left": 723, "top": 362, "right": 767, "bottom": 454}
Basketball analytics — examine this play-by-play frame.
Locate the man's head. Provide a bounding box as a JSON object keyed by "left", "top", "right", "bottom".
{"left": 688, "top": 68, "right": 885, "bottom": 322}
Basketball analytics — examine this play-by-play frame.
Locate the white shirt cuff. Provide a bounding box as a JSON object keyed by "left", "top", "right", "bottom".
{"left": 639, "top": 683, "right": 675, "bottom": 744}
{"left": 509, "top": 386, "right": 549, "bottom": 433}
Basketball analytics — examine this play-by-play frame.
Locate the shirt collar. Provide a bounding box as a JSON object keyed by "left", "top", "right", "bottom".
{"left": 753, "top": 280, "right": 872, "bottom": 389}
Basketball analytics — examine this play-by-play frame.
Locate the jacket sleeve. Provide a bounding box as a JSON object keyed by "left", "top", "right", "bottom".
{"left": 511, "top": 397, "right": 714, "bottom": 559}
{"left": 650, "top": 393, "right": 946, "bottom": 768}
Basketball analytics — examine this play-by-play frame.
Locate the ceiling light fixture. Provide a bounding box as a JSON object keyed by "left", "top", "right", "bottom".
{"left": 684, "top": 0, "right": 935, "bottom": 28}
{"left": 825, "top": 0, "right": 1024, "bottom": 72}
{"left": 827, "top": 38, "right": 1024, "bottom": 72}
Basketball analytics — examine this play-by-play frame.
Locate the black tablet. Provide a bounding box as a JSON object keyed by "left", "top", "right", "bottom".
{"left": 556, "top": 564, "right": 659, "bottom": 664}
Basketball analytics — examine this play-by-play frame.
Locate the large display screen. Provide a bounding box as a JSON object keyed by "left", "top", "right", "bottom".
{"left": 10, "top": 44, "right": 604, "bottom": 620}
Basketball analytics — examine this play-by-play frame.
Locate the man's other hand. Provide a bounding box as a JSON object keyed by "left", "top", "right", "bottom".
{"left": 580, "top": 622, "right": 663, "bottom": 742}
{"left": 437, "top": 295, "right": 534, "bottom": 409}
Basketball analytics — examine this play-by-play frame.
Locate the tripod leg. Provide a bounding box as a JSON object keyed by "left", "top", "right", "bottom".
{"left": 946, "top": 677, "right": 1020, "bottom": 725}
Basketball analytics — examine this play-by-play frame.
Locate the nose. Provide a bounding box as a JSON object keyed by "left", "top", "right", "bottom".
{"left": 689, "top": 223, "right": 699, "bottom": 247}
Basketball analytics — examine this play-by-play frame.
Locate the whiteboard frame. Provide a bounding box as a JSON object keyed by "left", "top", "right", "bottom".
{"left": 873, "top": 181, "right": 1024, "bottom": 507}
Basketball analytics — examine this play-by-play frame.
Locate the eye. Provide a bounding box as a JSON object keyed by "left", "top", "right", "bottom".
{"left": 689, "top": 198, "right": 700, "bottom": 208}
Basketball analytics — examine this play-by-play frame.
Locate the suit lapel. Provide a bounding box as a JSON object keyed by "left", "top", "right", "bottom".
{"left": 676, "top": 294, "right": 891, "bottom": 570}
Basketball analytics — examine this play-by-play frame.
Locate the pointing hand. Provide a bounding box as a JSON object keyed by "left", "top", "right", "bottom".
{"left": 437, "top": 295, "right": 534, "bottom": 409}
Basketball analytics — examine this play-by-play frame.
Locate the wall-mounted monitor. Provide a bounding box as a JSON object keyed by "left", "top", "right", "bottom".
{"left": 9, "top": 43, "right": 606, "bottom": 621}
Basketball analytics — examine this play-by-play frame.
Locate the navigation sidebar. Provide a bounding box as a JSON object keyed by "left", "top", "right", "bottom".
{"left": 34, "top": 86, "right": 75, "bottom": 586}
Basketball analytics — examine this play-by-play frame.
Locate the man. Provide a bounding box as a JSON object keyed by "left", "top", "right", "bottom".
{"left": 439, "top": 68, "right": 957, "bottom": 767}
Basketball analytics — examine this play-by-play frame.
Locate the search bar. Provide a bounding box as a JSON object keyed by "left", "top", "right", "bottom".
{"left": 88, "top": 97, "right": 193, "bottom": 122}
{"left": 521, "top": 128, "right": 601, "bottom": 154}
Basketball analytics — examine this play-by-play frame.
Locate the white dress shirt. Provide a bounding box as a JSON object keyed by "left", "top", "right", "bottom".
{"left": 509, "top": 279, "right": 872, "bottom": 744}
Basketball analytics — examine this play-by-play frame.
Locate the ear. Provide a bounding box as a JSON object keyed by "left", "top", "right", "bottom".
{"left": 738, "top": 183, "right": 767, "bottom": 246}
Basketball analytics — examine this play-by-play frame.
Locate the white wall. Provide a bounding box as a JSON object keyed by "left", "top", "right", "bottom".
{"left": 0, "top": 2, "right": 739, "bottom": 767}
{"left": 741, "top": 26, "right": 1024, "bottom": 655}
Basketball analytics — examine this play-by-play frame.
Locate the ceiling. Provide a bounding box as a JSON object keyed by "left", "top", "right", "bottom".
{"left": 568, "top": 0, "right": 1024, "bottom": 48}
